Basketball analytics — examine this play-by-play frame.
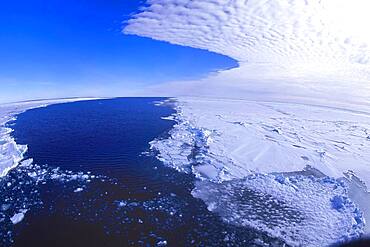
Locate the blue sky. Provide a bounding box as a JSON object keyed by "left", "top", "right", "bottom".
{"left": 0, "top": 0, "right": 237, "bottom": 102}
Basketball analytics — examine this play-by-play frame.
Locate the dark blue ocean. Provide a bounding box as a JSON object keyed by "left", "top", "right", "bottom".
{"left": 2, "top": 98, "right": 278, "bottom": 246}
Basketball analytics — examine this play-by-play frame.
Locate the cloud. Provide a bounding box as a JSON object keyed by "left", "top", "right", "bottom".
{"left": 124, "top": 0, "right": 370, "bottom": 104}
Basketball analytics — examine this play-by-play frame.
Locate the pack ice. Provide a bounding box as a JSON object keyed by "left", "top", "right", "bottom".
{"left": 151, "top": 97, "right": 370, "bottom": 246}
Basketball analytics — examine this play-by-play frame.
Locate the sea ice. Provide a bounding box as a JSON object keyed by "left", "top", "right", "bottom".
{"left": 0, "top": 151, "right": 107, "bottom": 245}
{"left": 192, "top": 174, "right": 364, "bottom": 246}
{"left": 10, "top": 209, "right": 28, "bottom": 225}
{"left": 74, "top": 187, "right": 84, "bottom": 193}
{"left": 151, "top": 97, "right": 370, "bottom": 245}
{"left": 152, "top": 98, "right": 370, "bottom": 189}
{"left": 0, "top": 98, "right": 105, "bottom": 246}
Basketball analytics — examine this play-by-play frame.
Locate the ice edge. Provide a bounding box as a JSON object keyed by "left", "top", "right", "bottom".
{"left": 150, "top": 97, "right": 368, "bottom": 246}
{"left": 0, "top": 98, "right": 103, "bottom": 178}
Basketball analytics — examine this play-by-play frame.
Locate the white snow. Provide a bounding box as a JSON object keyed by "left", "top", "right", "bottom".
{"left": 73, "top": 187, "right": 84, "bottom": 193}
{"left": 153, "top": 98, "right": 370, "bottom": 190}
{"left": 0, "top": 98, "right": 102, "bottom": 178}
{"left": 151, "top": 97, "right": 370, "bottom": 245}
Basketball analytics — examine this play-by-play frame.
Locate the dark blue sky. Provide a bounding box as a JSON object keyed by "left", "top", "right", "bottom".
{"left": 0, "top": 0, "right": 236, "bottom": 102}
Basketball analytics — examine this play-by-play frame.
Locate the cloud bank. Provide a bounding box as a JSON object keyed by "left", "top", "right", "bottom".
{"left": 125, "top": 0, "right": 370, "bottom": 105}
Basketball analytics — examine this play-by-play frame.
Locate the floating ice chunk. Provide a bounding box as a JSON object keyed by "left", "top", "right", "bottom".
{"left": 117, "top": 200, "right": 127, "bottom": 207}
{"left": 150, "top": 98, "right": 370, "bottom": 241}
{"left": 157, "top": 240, "right": 167, "bottom": 246}
{"left": 74, "top": 187, "right": 84, "bottom": 193}
{"left": 10, "top": 209, "right": 28, "bottom": 224}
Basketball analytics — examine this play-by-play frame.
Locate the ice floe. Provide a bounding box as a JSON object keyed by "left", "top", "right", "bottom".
{"left": 10, "top": 209, "right": 28, "bottom": 225}
{"left": 152, "top": 98, "right": 370, "bottom": 188}
{"left": 74, "top": 187, "right": 84, "bottom": 193}
{"left": 151, "top": 97, "right": 370, "bottom": 245}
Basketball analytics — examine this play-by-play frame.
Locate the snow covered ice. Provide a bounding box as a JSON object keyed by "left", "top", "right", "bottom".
{"left": 10, "top": 209, "right": 28, "bottom": 225}
{"left": 151, "top": 97, "right": 370, "bottom": 245}
{"left": 153, "top": 98, "right": 370, "bottom": 188}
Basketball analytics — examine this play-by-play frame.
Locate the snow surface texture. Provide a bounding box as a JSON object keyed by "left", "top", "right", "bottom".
{"left": 0, "top": 98, "right": 100, "bottom": 178}
{"left": 153, "top": 98, "right": 370, "bottom": 189}
{"left": 125, "top": 0, "right": 370, "bottom": 103}
{"left": 151, "top": 98, "right": 370, "bottom": 246}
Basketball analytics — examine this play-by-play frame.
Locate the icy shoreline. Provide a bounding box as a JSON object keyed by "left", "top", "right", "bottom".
{"left": 151, "top": 97, "right": 370, "bottom": 246}
{"left": 0, "top": 98, "right": 102, "bottom": 178}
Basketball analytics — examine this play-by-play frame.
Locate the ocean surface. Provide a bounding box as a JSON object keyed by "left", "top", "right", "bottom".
{"left": 1, "top": 98, "right": 280, "bottom": 247}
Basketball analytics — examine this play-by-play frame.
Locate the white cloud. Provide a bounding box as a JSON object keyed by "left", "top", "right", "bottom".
{"left": 124, "top": 0, "right": 370, "bottom": 105}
